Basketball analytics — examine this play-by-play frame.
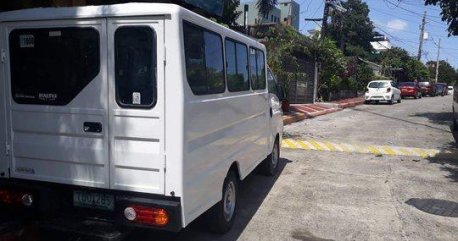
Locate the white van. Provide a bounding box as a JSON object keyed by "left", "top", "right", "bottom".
{"left": 0, "top": 3, "right": 283, "bottom": 234}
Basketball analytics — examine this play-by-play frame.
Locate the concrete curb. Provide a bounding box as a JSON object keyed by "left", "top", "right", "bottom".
{"left": 283, "top": 97, "right": 365, "bottom": 125}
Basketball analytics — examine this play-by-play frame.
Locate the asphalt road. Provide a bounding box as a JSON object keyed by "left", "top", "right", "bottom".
{"left": 6, "top": 95, "right": 458, "bottom": 241}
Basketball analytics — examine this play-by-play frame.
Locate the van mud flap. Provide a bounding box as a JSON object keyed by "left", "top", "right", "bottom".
{"left": 39, "top": 217, "right": 132, "bottom": 241}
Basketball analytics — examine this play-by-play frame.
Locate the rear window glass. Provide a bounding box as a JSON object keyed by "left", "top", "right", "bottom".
{"left": 115, "top": 26, "right": 156, "bottom": 108}
{"left": 9, "top": 27, "right": 100, "bottom": 105}
{"left": 368, "top": 82, "right": 389, "bottom": 88}
{"left": 419, "top": 82, "right": 430, "bottom": 87}
{"left": 399, "top": 82, "right": 415, "bottom": 87}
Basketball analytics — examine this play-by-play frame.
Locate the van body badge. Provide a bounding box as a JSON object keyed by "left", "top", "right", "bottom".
{"left": 16, "top": 167, "right": 35, "bottom": 174}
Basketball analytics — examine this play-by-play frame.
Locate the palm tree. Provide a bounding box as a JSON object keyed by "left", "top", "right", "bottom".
{"left": 256, "top": 0, "right": 278, "bottom": 16}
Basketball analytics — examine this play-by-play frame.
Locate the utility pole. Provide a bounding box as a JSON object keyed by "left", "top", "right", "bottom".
{"left": 321, "top": 0, "right": 331, "bottom": 42}
{"left": 417, "top": 11, "right": 427, "bottom": 61}
{"left": 435, "top": 38, "right": 441, "bottom": 83}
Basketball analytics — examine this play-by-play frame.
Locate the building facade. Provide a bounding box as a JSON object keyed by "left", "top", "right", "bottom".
{"left": 278, "top": 0, "right": 300, "bottom": 31}
{"left": 236, "top": 1, "right": 300, "bottom": 31}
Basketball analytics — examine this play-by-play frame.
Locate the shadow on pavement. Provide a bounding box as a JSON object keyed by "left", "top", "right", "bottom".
{"left": 410, "top": 111, "right": 454, "bottom": 127}
{"left": 352, "top": 109, "right": 451, "bottom": 133}
{"left": 111, "top": 158, "right": 292, "bottom": 241}
{"left": 426, "top": 129, "right": 458, "bottom": 182}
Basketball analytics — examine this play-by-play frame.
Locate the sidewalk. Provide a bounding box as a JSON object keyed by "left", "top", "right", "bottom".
{"left": 283, "top": 96, "right": 365, "bottom": 125}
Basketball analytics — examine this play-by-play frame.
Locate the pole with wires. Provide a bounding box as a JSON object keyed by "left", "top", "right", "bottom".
{"left": 435, "top": 38, "right": 441, "bottom": 83}
{"left": 417, "top": 11, "right": 427, "bottom": 61}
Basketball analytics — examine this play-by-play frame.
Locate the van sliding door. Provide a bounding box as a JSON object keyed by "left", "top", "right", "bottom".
{"left": 107, "top": 17, "right": 166, "bottom": 194}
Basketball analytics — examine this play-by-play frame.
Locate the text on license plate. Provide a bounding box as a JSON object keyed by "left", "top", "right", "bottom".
{"left": 73, "top": 191, "right": 114, "bottom": 211}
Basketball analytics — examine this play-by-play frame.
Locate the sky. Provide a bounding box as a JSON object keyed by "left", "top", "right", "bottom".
{"left": 242, "top": 0, "right": 458, "bottom": 69}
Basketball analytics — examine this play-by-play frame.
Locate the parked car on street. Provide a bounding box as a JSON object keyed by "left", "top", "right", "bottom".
{"left": 419, "top": 81, "right": 436, "bottom": 96}
{"left": 365, "top": 80, "right": 402, "bottom": 105}
{"left": 435, "top": 83, "right": 447, "bottom": 96}
{"left": 449, "top": 86, "right": 454, "bottom": 95}
{"left": 0, "top": 3, "right": 284, "bottom": 235}
{"left": 399, "top": 82, "right": 422, "bottom": 99}
{"left": 436, "top": 83, "right": 448, "bottom": 96}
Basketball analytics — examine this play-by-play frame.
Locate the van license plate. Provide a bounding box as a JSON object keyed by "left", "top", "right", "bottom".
{"left": 73, "top": 191, "right": 114, "bottom": 211}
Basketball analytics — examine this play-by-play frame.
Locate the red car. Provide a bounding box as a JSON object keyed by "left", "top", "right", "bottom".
{"left": 399, "top": 82, "right": 422, "bottom": 99}
{"left": 419, "top": 81, "right": 436, "bottom": 96}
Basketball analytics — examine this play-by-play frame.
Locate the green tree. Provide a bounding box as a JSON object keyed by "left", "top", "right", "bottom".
{"left": 425, "top": 0, "right": 458, "bottom": 35}
{"left": 329, "top": 0, "right": 375, "bottom": 56}
{"left": 427, "top": 60, "right": 457, "bottom": 84}
{"left": 404, "top": 59, "right": 429, "bottom": 81}
{"left": 256, "top": 0, "right": 278, "bottom": 16}
{"left": 380, "top": 47, "right": 410, "bottom": 69}
{"left": 222, "top": 0, "right": 241, "bottom": 26}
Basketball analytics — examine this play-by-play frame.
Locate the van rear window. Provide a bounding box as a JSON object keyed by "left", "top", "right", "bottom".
{"left": 9, "top": 27, "right": 100, "bottom": 105}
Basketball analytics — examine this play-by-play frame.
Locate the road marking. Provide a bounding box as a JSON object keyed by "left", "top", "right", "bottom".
{"left": 281, "top": 138, "right": 446, "bottom": 158}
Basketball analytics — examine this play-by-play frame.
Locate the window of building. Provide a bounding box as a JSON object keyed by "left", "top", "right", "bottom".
{"left": 183, "top": 22, "right": 225, "bottom": 95}
{"left": 9, "top": 27, "right": 100, "bottom": 105}
{"left": 250, "top": 48, "right": 266, "bottom": 90}
{"left": 225, "top": 39, "right": 249, "bottom": 92}
{"left": 115, "top": 26, "right": 156, "bottom": 108}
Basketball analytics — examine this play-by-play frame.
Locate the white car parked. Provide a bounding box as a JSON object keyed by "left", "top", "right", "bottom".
{"left": 448, "top": 86, "right": 454, "bottom": 95}
{"left": 365, "top": 80, "right": 402, "bottom": 105}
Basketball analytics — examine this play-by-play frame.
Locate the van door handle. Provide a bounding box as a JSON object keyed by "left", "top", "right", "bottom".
{"left": 270, "top": 107, "right": 273, "bottom": 117}
{"left": 84, "top": 122, "right": 102, "bottom": 133}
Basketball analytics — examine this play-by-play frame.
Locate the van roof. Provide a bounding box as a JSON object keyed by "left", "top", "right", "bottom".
{"left": 0, "top": 3, "right": 183, "bottom": 22}
{"left": 370, "top": 80, "right": 392, "bottom": 82}
{"left": 0, "top": 3, "right": 263, "bottom": 49}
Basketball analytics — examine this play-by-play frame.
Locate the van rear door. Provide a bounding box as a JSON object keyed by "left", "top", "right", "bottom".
{"left": 6, "top": 19, "right": 110, "bottom": 188}
{"left": 107, "top": 17, "right": 166, "bottom": 194}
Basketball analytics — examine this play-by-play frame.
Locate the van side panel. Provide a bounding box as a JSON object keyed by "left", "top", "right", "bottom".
{"left": 0, "top": 25, "right": 8, "bottom": 178}
{"left": 180, "top": 15, "right": 270, "bottom": 225}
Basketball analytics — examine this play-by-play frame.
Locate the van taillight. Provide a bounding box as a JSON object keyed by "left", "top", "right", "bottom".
{"left": 0, "top": 189, "right": 33, "bottom": 206}
{"left": 124, "top": 206, "right": 169, "bottom": 227}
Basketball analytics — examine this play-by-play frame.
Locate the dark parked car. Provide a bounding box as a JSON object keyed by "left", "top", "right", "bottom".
{"left": 436, "top": 83, "right": 448, "bottom": 96}
{"left": 399, "top": 82, "right": 422, "bottom": 99}
{"left": 435, "top": 83, "right": 446, "bottom": 96}
{"left": 419, "top": 81, "right": 436, "bottom": 96}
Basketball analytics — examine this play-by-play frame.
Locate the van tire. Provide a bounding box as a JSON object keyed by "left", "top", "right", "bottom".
{"left": 261, "top": 138, "right": 280, "bottom": 176}
{"left": 206, "top": 171, "right": 238, "bottom": 234}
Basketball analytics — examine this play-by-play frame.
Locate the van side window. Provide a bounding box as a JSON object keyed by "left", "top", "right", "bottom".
{"left": 9, "top": 27, "right": 100, "bottom": 105}
{"left": 115, "top": 26, "right": 156, "bottom": 108}
{"left": 183, "top": 22, "right": 225, "bottom": 95}
{"left": 225, "top": 39, "right": 249, "bottom": 92}
{"left": 250, "top": 48, "right": 266, "bottom": 90}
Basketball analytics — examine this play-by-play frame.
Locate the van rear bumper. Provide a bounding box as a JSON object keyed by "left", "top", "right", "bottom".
{"left": 0, "top": 179, "right": 182, "bottom": 232}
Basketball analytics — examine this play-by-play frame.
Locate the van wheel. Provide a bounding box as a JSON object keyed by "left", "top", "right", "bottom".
{"left": 261, "top": 138, "right": 280, "bottom": 176}
{"left": 207, "top": 171, "right": 238, "bottom": 234}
